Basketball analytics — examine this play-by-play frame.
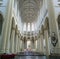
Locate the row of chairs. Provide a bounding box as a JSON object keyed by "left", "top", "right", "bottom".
{"left": 0, "top": 53, "right": 16, "bottom": 59}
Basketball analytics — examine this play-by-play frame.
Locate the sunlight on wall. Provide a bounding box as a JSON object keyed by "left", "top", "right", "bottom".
{"left": 36, "top": 40, "right": 37, "bottom": 49}
{"left": 28, "top": 23, "right": 30, "bottom": 31}
{"left": 23, "top": 23, "right": 26, "bottom": 31}
{"left": 27, "top": 40, "right": 31, "bottom": 48}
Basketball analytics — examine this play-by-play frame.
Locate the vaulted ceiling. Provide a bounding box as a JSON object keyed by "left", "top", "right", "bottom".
{"left": 18, "top": 0, "right": 43, "bottom": 23}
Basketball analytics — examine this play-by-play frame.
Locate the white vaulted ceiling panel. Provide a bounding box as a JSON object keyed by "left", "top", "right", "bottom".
{"left": 18, "top": 0, "right": 43, "bottom": 23}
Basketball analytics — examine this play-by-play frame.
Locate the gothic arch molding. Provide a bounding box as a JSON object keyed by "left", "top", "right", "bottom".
{"left": 44, "top": 17, "right": 50, "bottom": 36}
{"left": 0, "top": 13, "right": 4, "bottom": 35}
{"left": 57, "top": 15, "right": 60, "bottom": 30}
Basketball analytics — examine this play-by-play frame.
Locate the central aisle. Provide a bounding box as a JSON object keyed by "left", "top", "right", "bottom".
{"left": 15, "top": 56, "right": 46, "bottom": 59}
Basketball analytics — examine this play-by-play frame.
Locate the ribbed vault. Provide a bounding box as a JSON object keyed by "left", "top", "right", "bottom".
{"left": 18, "top": 0, "right": 43, "bottom": 23}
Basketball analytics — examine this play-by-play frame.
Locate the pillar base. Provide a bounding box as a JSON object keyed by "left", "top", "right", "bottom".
{"left": 5, "top": 49, "right": 10, "bottom": 54}
{"left": 0, "top": 49, "right": 5, "bottom": 54}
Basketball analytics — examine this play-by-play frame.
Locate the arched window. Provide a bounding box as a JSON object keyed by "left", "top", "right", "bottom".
{"left": 28, "top": 23, "right": 30, "bottom": 31}
{"left": 31, "top": 23, "right": 34, "bottom": 31}
{"left": 57, "top": 15, "right": 60, "bottom": 30}
{"left": 0, "top": 14, "right": 3, "bottom": 35}
{"left": 23, "top": 23, "right": 26, "bottom": 31}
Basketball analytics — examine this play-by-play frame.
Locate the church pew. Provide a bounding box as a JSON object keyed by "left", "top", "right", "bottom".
{"left": 0, "top": 54, "right": 16, "bottom": 59}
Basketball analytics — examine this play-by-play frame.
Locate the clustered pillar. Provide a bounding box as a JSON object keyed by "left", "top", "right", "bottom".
{"left": 37, "top": 38, "right": 40, "bottom": 52}
{"left": 40, "top": 34, "right": 44, "bottom": 54}
{"left": 10, "top": 20, "right": 16, "bottom": 53}
{"left": 47, "top": 0, "right": 60, "bottom": 54}
{"left": 44, "top": 29, "right": 50, "bottom": 55}
{"left": 15, "top": 27, "right": 19, "bottom": 53}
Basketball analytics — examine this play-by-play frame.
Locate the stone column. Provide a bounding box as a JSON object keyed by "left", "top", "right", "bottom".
{"left": 26, "top": 23, "right": 28, "bottom": 32}
{"left": 47, "top": 0, "right": 60, "bottom": 53}
{"left": 15, "top": 27, "right": 19, "bottom": 53}
{"left": 44, "top": 29, "right": 50, "bottom": 55}
{"left": 0, "top": 0, "right": 13, "bottom": 54}
{"left": 33, "top": 40, "right": 35, "bottom": 49}
{"left": 30, "top": 40, "right": 33, "bottom": 49}
{"left": 5, "top": 1, "right": 14, "bottom": 53}
{"left": 19, "top": 38, "right": 21, "bottom": 52}
{"left": 22, "top": 40, "right": 24, "bottom": 51}
{"left": 21, "top": 36, "right": 24, "bottom": 51}
{"left": 40, "top": 34, "right": 44, "bottom": 54}
{"left": 20, "top": 40, "right": 23, "bottom": 51}
{"left": 19, "top": 35, "right": 21, "bottom": 52}
{"left": 17, "top": 34, "right": 20, "bottom": 52}
{"left": 33, "top": 37, "right": 36, "bottom": 49}
{"left": 35, "top": 40, "right": 37, "bottom": 50}
{"left": 37, "top": 39, "right": 39, "bottom": 52}
{"left": 37, "top": 36, "right": 40, "bottom": 52}
{"left": 10, "top": 20, "right": 16, "bottom": 53}
{"left": 24, "top": 39, "right": 27, "bottom": 49}
{"left": 31, "top": 40, "right": 34, "bottom": 49}
{"left": 34, "top": 36, "right": 37, "bottom": 51}
{"left": 34, "top": 40, "right": 36, "bottom": 49}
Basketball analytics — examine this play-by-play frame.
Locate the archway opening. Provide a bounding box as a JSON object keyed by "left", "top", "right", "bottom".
{"left": 0, "top": 14, "right": 3, "bottom": 35}
{"left": 27, "top": 40, "right": 31, "bottom": 49}
{"left": 10, "top": 17, "right": 15, "bottom": 39}
{"left": 57, "top": 15, "right": 60, "bottom": 30}
{"left": 46, "top": 17, "right": 50, "bottom": 36}
{"left": 44, "top": 17, "right": 50, "bottom": 54}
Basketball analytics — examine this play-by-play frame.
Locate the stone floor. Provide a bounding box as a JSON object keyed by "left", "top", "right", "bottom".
{"left": 14, "top": 51, "right": 60, "bottom": 59}
{"left": 14, "top": 56, "right": 46, "bottom": 59}
{"left": 14, "top": 51, "right": 47, "bottom": 59}
{"left": 1, "top": 51, "right": 60, "bottom": 59}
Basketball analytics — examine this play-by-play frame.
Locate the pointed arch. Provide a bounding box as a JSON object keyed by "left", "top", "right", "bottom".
{"left": 10, "top": 17, "right": 15, "bottom": 39}
{"left": 57, "top": 15, "right": 60, "bottom": 30}
{"left": 45, "top": 17, "right": 50, "bottom": 36}
{"left": 0, "top": 13, "right": 3, "bottom": 35}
